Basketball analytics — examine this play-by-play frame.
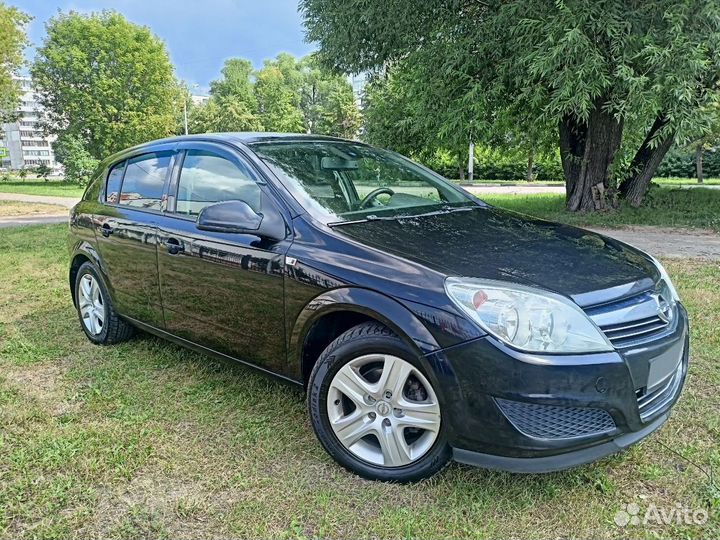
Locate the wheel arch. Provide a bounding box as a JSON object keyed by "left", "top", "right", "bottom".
{"left": 290, "top": 287, "right": 442, "bottom": 387}
{"left": 69, "top": 242, "right": 111, "bottom": 307}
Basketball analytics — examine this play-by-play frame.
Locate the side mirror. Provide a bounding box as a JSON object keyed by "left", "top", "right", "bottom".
{"left": 196, "top": 200, "right": 285, "bottom": 241}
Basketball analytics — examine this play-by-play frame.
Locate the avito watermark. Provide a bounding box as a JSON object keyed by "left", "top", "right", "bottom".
{"left": 614, "top": 502, "right": 708, "bottom": 528}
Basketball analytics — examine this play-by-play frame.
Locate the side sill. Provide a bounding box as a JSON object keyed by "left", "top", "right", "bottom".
{"left": 122, "top": 316, "right": 303, "bottom": 388}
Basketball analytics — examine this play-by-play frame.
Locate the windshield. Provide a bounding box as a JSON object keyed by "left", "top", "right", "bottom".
{"left": 250, "top": 140, "right": 476, "bottom": 224}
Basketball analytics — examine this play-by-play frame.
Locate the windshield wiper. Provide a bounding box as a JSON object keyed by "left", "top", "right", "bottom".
{"left": 396, "top": 205, "right": 477, "bottom": 219}
{"left": 327, "top": 214, "right": 398, "bottom": 227}
{"left": 327, "top": 205, "right": 478, "bottom": 227}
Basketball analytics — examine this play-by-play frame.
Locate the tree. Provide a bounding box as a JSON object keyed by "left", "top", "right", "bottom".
{"left": 0, "top": 2, "right": 31, "bottom": 122}
{"left": 254, "top": 60, "right": 305, "bottom": 132}
{"left": 189, "top": 96, "right": 263, "bottom": 133}
{"left": 302, "top": 0, "right": 720, "bottom": 210}
{"left": 31, "top": 11, "right": 179, "bottom": 160}
{"left": 209, "top": 58, "right": 258, "bottom": 110}
{"left": 298, "top": 55, "right": 361, "bottom": 138}
{"left": 53, "top": 134, "right": 99, "bottom": 185}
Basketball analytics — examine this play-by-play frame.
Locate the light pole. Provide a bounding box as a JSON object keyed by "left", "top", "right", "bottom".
{"left": 184, "top": 83, "right": 200, "bottom": 135}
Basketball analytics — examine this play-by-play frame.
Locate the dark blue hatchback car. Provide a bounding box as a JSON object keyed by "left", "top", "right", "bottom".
{"left": 69, "top": 133, "right": 688, "bottom": 482}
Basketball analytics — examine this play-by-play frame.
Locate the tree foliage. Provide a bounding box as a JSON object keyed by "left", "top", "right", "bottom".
{"left": 0, "top": 2, "right": 31, "bottom": 122}
{"left": 190, "top": 53, "right": 360, "bottom": 138}
{"left": 53, "top": 134, "right": 99, "bottom": 185}
{"left": 31, "top": 11, "right": 180, "bottom": 160}
{"left": 303, "top": 0, "right": 720, "bottom": 210}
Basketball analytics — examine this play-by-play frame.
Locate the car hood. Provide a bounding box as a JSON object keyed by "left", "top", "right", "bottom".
{"left": 333, "top": 206, "right": 659, "bottom": 299}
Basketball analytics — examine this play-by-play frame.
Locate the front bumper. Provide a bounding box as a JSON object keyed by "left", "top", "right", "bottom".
{"left": 425, "top": 304, "right": 689, "bottom": 472}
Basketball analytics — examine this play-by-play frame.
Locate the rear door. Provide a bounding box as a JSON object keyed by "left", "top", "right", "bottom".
{"left": 156, "top": 141, "right": 291, "bottom": 374}
{"left": 95, "top": 146, "right": 176, "bottom": 327}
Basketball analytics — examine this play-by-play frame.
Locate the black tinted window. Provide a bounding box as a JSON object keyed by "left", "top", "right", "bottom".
{"left": 105, "top": 161, "right": 125, "bottom": 203}
{"left": 119, "top": 152, "right": 172, "bottom": 210}
{"left": 176, "top": 150, "right": 260, "bottom": 216}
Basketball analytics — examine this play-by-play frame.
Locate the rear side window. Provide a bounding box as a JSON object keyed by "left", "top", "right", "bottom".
{"left": 119, "top": 152, "right": 172, "bottom": 210}
{"left": 175, "top": 150, "right": 261, "bottom": 216}
{"left": 105, "top": 161, "right": 125, "bottom": 203}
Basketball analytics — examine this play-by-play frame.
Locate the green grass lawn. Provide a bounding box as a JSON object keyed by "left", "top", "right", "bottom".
{"left": 653, "top": 177, "right": 720, "bottom": 186}
{"left": 0, "top": 180, "right": 85, "bottom": 198}
{"left": 483, "top": 186, "right": 720, "bottom": 231}
{"left": 0, "top": 224, "right": 718, "bottom": 539}
{"left": 452, "top": 177, "right": 719, "bottom": 186}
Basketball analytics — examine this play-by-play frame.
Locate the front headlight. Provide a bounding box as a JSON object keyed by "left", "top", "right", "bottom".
{"left": 445, "top": 278, "right": 613, "bottom": 354}
{"left": 648, "top": 255, "right": 680, "bottom": 303}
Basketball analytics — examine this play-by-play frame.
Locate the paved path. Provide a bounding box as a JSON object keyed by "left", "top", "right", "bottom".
{"left": 0, "top": 192, "right": 79, "bottom": 208}
{"left": 464, "top": 184, "right": 566, "bottom": 196}
{"left": 589, "top": 226, "right": 720, "bottom": 261}
{"left": 0, "top": 215, "right": 68, "bottom": 228}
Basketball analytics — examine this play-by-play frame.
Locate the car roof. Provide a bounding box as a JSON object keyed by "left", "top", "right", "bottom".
{"left": 100, "top": 132, "right": 365, "bottom": 170}
{"left": 127, "top": 132, "right": 354, "bottom": 151}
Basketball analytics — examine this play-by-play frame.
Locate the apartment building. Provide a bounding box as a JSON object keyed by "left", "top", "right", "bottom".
{"left": 0, "top": 76, "right": 61, "bottom": 173}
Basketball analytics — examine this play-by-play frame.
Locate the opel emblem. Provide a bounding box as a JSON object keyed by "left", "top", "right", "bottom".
{"left": 653, "top": 293, "right": 672, "bottom": 323}
{"left": 376, "top": 401, "right": 391, "bottom": 417}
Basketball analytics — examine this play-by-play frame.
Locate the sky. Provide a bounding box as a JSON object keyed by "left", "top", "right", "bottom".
{"left": 14, "top": 0, "right": 316, "bottom": 94}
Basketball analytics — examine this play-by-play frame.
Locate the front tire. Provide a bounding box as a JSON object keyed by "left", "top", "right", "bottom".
{"left": 308, "top": 322, "right": 451, "bottom": 482}
{"left": 74, "top": 262, "right": 133, "bottom": 345}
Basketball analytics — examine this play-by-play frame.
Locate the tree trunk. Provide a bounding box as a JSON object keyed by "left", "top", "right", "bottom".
{"left": 619, "top": 115, "right": 674, "bottom": 207}
{"left": 458, "top": 152, "right": 465, "bottom": 182}
{"left": 559, "top": 114, "right": 586, "bottom": 197}
{"left": 526, "top": 149, "right": 535, "bottom": 182}
{"left": 560, "top": 102, "right": 623, "bottom": 212}
{"left": 696, "top": 144, "right": 704, "bottom": 184}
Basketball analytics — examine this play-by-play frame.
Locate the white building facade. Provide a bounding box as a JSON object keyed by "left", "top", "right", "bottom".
{"left": 0, "top": 77, "right": 61, "bottom": 173}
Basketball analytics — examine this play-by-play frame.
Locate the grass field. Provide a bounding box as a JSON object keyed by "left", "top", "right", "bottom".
{"left": 483, "top": 187, "right": 720, "bottom": 231}
{"left": 0, "top": 180, "right": 85, "bottom": 198}
{"left": 0, "top": 224, "right": 717, "bottom": 539}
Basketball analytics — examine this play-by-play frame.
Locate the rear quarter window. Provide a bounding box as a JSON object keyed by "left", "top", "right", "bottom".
{"left": 105, "top": 161, "right": 126, "bottom": 203}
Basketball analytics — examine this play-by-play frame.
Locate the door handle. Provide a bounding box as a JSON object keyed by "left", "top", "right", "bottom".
{"left": 100, "top": 223, "right": 114, "bottom": 237}
{"left": 165, "top": 237, "right": 184, "bottom": 255}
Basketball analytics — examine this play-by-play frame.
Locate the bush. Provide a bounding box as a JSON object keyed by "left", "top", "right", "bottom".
{"left": 421, "top": 146, "right": 564, "bottom": 181}
{"left": 656, "top": 147, "right": 720, "bottom": 178}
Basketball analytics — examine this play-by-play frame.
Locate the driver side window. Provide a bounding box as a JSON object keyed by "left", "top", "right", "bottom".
{"left": 175, "top": 150, "right": 261, "bottom": 217}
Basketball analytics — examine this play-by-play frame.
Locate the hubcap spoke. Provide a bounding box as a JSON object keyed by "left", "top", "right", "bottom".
{"left": 330, "top": 365, "right": 374, "bottom": 406}
{"left": 377, "top": 423, "right": 412, "bottom": 466}
{"left": 376, "top": 355, "right": 414, "bottom": 398}
{"left": 331, "top": 410, "right": 376, "bottom": 448}
{"left": 396, "top": 399, "right": 441, "bottom": 432}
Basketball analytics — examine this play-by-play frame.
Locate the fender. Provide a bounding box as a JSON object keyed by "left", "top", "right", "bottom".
{"left": 290, "top": 287, "right": 443, "bottom": 366}
{"left": 289, "top": 287, "right": 463, "bottom": 434}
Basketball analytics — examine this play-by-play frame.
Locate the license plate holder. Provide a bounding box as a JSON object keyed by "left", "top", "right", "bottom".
{"left": 647, "top": 339, "right": 684, "bottom": 390}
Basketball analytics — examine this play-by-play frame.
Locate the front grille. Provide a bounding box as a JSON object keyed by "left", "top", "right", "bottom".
{"left": 636, "top": 361, "right": 684, "bottom": 421}
{"left": 496, "top": 398, "right": 616, "bottom": 439}
{"left": 585, "top": 286, "right": 674, "bottom": 348}
{"left": 599, "top": 315, "right": 669, "bottom": 348}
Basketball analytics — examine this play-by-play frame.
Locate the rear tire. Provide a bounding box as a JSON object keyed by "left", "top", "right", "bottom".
{"left": 308, "top": 322, "right": 451, "bottom": 482}
{"left": 74, "top": 261, "right": 133, "bottom": 345}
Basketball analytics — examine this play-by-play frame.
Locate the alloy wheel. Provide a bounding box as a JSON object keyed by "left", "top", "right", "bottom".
{"left": 78, "top": 274, "right": 105, "bottom": 335}
{"left": 326, "top": 354, "right": 441, "bottom": 467}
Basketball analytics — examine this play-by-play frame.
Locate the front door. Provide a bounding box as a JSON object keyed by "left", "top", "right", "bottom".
{"left": 95, "top": 149, "right": 175, "bottom": 327}
{"left": 156, "top": 143, "right": 290, "bottom": 374}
